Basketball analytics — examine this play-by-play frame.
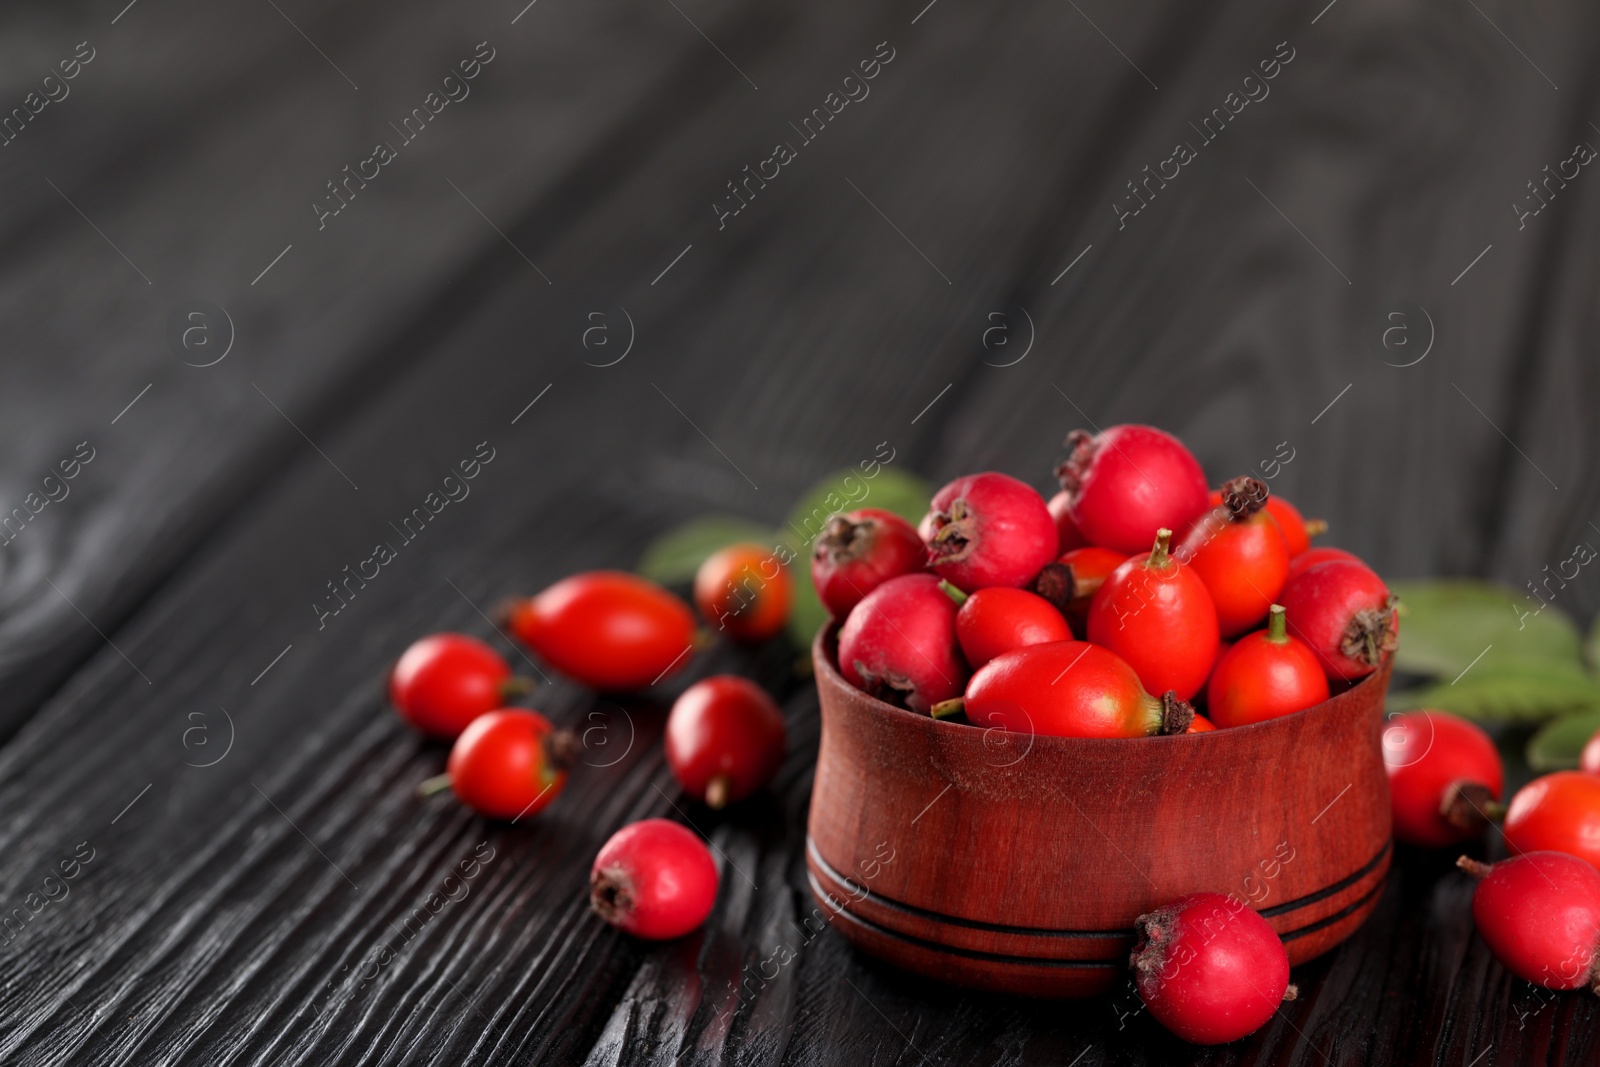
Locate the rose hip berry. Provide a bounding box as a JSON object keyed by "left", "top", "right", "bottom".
{"left": 506, "top": 571, "right": 696, "bottom": 690}
{"left": 1055, "top": 424, "right": 1210, "bottom": 555}
{"left": 389, "top": 633, "right": 533, "bottom": 739}
{"left": 694, "top": 542, "right": 792, "bottom": 644}
{"left": 1263, "top": 496, "right": 1325, "bottom": 558}
{"left": 810, "top": 508, "right": 925, "bottom": 620}
{"left": 1188, "top": 713, "right": 1218, "bottom": 733}
{"left": 1086, "top": 529, "right": 1220, "bottom": 702}
{"left": 837, "top": 573, "right": 968, "bottom": 714}
{"left": 951, "top": 640, "right": 1193, "bottom": 738}
{"left": 1046, "top": 490, "right": 1089, "bottom": 555}
{"left": 1032, "top": 546, "right": 1128, "bottom": 633}
{"left": 919, "top": 472, "right": 1057, "bottom": 592}
{"left": 1504, "top": 771, "right": 1600, "bottom": 870}
{"left": 1284, "top": 545, "right": 1358, "bottom": 583}
{"left": 1458, "top": 851, "right": 1600, "bottom": 991}
{"left": 665, "top": 676, "right": 786, "bottom": 808}
{"left": 432, "top": 709, "right": 577, "bottom": 821}
{"left": 1178, "top": 477, "right": 1290, "bottom": 636}
{"left": 1278, "top": 558, "right": 1397, "bottom": 682}
{"left": 590, "top": 819, "right": 719, "bottom": 940}
{"left": 1382, "top": 710, "right": 1504, "bottom": 848}
{"left": 1206, "top": 606, "right": 1329, "bottom": 727}
{"left": 1131, "top": 892, "right": 1296, "bottom": 1045}
{"left": 941, "top": 581, "right": 1072, "bottom": 669}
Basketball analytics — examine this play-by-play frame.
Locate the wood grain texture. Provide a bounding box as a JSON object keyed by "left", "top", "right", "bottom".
{"left": 0, "top": 0, "right": 1596, "bottom": 1062}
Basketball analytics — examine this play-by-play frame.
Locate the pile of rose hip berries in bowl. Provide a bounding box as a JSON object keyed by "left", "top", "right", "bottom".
{"left": 388, "top": 562, "right": 791, "bottom": 944}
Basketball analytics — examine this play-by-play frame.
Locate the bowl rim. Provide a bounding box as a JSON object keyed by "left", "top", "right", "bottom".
{"left": 813, "top": 623, "right": 1392, "bottom": 748}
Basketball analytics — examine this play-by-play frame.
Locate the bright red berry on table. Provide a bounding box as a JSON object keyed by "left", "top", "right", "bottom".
{"left": 953, "top": 640, "right": 1193, "bottom": 738}
{"left": 694, "top": 542, "right": 792, "bottom": 644}
{"left": 1278, "top": 558, "right": 1397, "bottom": 682}
{"left": 590, "top": 819, "right": 719, "bottom": 940}
{"left": 1046, "top": 490, "right": 1089, "bottom": 554}
{"left": 1032, "top": 546, "right": 1128, "bottom": 633}
{"left": 1131, "top": 892, "right": 1295, "bottom": 1045}
{"left": 1583, "top": 728, "right": 1600, "bottom": 776}
{"left": 1055, "top": 424, "right": 1209, "bottom": 555}
{"left": 389, "top": 633, "right": 532, "bottom": 739}
{"left": 942, "top": 581, "right": 1072, "bottom": 670}
{"left": 810, "top": 508, "right": 925, "bottom": 619}
{"left": 1504, "top": 771, "right": 1600, "bottom": 870}
{"left": 1206, "top": 606, "right": 1329, "bottom": 727}
{"left": 1263, "top": 496, "right": 1324, "bottom": 558}
{"left": 438, "top": 709, "right": 576, "bottom": 821}
{"left": 1285, "top": 545, "right": 1359, "bottom": 583}
{"left": 1382, "top": 710, "right": 1504, "bottom": 848}
{"left": 665, "top": 676, "right": 786, "bottom": 808}
{"left": 837, "top": 573, "right": 968, "bottom": 714}
{"left": 505, "top": 571, "right": 696, "bottom": 690}
{"left": 1178, "top": 477, "right": 1290, "bottom": 637}
{"left": 1086, "top": 529, "right": 1220, "bottom": 702}
{"left": 919, "top": 472, "right": 1057, "bottom": 592}
{"left": 1457, "top": 851, "right": 1600, "bottom": 990}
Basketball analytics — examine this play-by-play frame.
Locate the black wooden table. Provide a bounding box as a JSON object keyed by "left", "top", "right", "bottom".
{"left": 2, "top": 0, "right": 1598, "bottom": 1062}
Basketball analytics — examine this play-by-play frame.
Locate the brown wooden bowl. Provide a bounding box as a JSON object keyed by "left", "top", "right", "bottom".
{"left": 806, "top": 626, "right": 1393, "bottom": 998}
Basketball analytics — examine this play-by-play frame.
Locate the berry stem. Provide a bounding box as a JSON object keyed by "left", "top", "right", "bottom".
{"left": 930, "top": 698, "right": 965, "bottom": 720}
{"left": 705, "top": 775, "right": 731, "bottom": 809}
{"left": 937, "top": 579, "right": 969, "bottom": 606}
{"left": 1282, "top": 984, "right": 1299, "bottom": 1003}
{"left": 1265, "top": 604, "right": 1288, "bottom": 643}
{"left": 1305, "top": 518, "right": 1328, "bottom": 538}
{"left": 1455, "top": 855, "right": 1494, "bottom": 880}
{"left": 1147, "top": 528, "right": 1173, "bottom": 569}
{"left": 417, "top": 773, "right": 454, "bottom": 798}
{"left": 545, "top": 729, "right": 582, "bottom": 773}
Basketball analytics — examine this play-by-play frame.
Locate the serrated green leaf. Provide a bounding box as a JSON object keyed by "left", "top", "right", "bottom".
{"left": 1389, "top": 579, "right": 1583, "bottom": 679}
{"left": 1387, "top": 663, "right": 1600, "bottom": 722}
{"left": 779, "top": 466, "right": 931, "bottom": 645}
{"left": 637, "top": 516, "right": 777, "bottom": 585}
{"left": 1527, "top": 708, "right": 1600, "bottom": 771}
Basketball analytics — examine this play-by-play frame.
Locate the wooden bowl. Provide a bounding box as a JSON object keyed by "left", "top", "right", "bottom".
{"left": 805, "top": 627, "right": 1393, "bottom": 998}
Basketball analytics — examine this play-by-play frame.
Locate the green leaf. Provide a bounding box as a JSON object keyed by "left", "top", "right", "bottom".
{"left": 636, "top": 516, "right": 776, "bottom": 586}
{"left": 1389, "top": 579, "right": 1583, "bottom": 679}
{"left": 779, "top": 466, "right": 931, "bottom": 646}
{"left": 1387, "top": 663, "right": 1600, "bottom": 722}
{"left": 1527, "top": 708, "right": 1600, "bottom": 771}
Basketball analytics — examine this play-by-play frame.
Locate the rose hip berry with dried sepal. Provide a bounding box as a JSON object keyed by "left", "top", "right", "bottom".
{"left": 1086, "top": 529, "right": 1220, "bottom": 702}
{"left": 1383, "top": 710, "right": 1504, "bottom": 848}
{"left": 665, "top": 676, "right": 786, "bottom": 809}
{"left": 1130, "top": 892, "right": 1296, "bottom": 1045}
{"left": 389, "top": 633, "right": 534, "bottom": 739}
{"left": 1032, "top": 546, "right": 1129, "bottom": 634}
{"left": 1046, "top": 490, "right": 1089, "bottom": 555}
{"left": 1206, "top": 606, "right": 1329, "bottom": 728}
{"left": 1457, "top": 851, "right": 1600, "bottom": 991}
{"left": 423, "top": 709, "right": 578, "bottom": 821}
{"left": 918, "top": 472, "right": 1057, "bottom": 592}
{"left": 1285, "top": 545, "right": 1359, "bottom": 583}
{"left": 810, "top": 508, "right": 925, "bottom": 620}
{"left": 590, "top": 819, "right": 719, "bottom": 940}
{"left": 1178, "top": 477, "right": 1290, "bottom": 637}
{"left": 1056, "top": 425, "right": 1210, "bottom": 555}
{"left": 505, "top": 571, "right": 696, "bottom": 690}
{"left": 1505, "top": 771, "right": 1600, "bottom": 870}
{"left": 837, "top": 573, "right": 967, "bottom": 714}
{"left": 1263, "top": 496, "right": 1325, "bottom": 558}
{"left": 946, "top": 640, "right": 1193, "bottom": 738}
{"left": 694, "top": 542, "right": 792, "bottom": 644}
{"left": 1278, "top": 558, "right": 1397, "bottom": 682}
{"left": 941, "top": 580, "right": 1072, "bottom": 670}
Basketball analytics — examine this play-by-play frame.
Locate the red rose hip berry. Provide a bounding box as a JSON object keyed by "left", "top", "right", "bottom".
{"left": 506, "top": 571, "right": 696, "bottom": 690}
{"left": 953, "top": 640, "right": 1193, "bottom": 738}
{"left": 1284, "top": 545, "right": 1359, "bottom": 583}
{"left": 389, "top": 633, "right": 533, "bottom": 739}
{"left": 1131, "top": 892, "right": 1296, "bottom": 1045}
{"left": 1206, "top": 605, "right": 1329, "bottom": 727}
{"left": 1382, "top": 710, "right": 1504, "bottom": 848}
{"left": 665, "top": 676, "right": 786, "bottom": 808}
{"left": 1178, "top": 477, "right": 1290, "bottom": 636}
{"left": 1278, "top": 558, "right": 1397, "bottom": 682}
{"left": 590, "top": 819, "right": 719, "bottom": 940}
{"left": 919, "top": 472, "right": 1057, "bottom": 592}
{"left": 942, "top": 581, "right": 1071, "bottom": 669}
{"left": 694, "top": 542, "right": 792, "bottom": 644}
{"left": 1263, "top": 496, "right": 1325, "bottom": 558}
{"left": 435, "top": 709, "right": 577, "bottom": 821}
{"left": 1504, "top": 771, "right": 1600, "bottom": 870}
{"left": 1046, "top": 490, "right": 1089, "bottom": 554}
{"left": 1055, "top": 424, "right": 1210, "bottom": 555}
{"left": 1032, "top": 545, "right": 1128, "bottom": 633}
{"left": 1458, "top": 851, "right": 1600, "bottom": 990}
{"left": 1086, "top": 529, "right": 1220, "bottom": 702}
{"left": 810, "top": 508, "right": 925, "bottom": 619}
{"left": 837, "top": 573, "right": 967, "bottom": 713}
